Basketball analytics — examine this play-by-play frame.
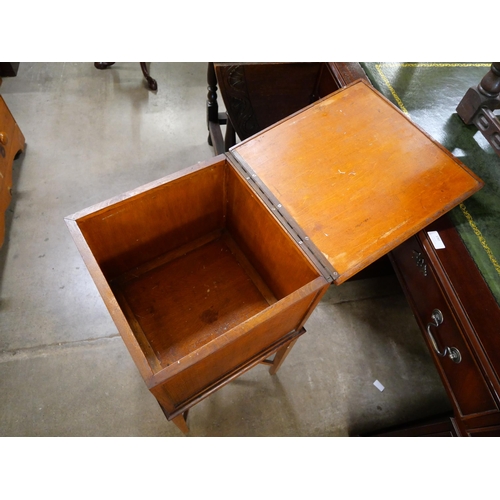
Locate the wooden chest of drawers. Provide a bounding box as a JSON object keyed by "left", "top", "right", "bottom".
{"left": 66, "top": 81, "right": 483, "bottom": 433}
{"left": 390, "top": 216, "right": 500, "bottom": 436}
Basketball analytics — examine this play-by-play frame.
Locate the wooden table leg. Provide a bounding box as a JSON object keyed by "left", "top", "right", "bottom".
{"left": 171, "top": 411, "right": 190, "bottom": 435}
{"left": 269, "top": 338, "right": 299, "bottom": 376}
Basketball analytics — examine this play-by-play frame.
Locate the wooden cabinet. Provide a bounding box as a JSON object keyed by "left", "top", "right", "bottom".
{"left": 66, "top": 156, "right": 328, "bottom": 433}
{"left": 390, "top": 216, "right": 500, "bottom": 436}
{"left": 0, "top": 95, "right": 25, "bottom": 248}
{"left": 66, "top": 81, "right": 482, "bottom": 434}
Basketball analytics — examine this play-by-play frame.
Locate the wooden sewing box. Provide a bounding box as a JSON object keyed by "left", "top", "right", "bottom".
{"left": 65, "top": 80, "right": 483, "bottom": 434}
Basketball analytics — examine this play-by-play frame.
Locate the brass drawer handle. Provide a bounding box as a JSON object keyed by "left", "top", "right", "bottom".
{"left": 426, "top": 309, "right": 462, "bottom": 363}
{"left": 0, "top": 132, "right": 7, "bottom": 146}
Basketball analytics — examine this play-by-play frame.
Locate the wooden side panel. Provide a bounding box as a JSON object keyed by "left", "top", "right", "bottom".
{"left": 73, "top": 159, "right": 227, "bottom": 280}
{"left": 65, "top": 218, "right": 157, "bottom": 381}
{"left": 225, "top": 163, "right": 320, "bottom": 300}
{"left": 233, "top": 80, "right": 484, "bottom": 284}
{"left": 0, "top": 96, "right": 25, "bottom": 248}
{"left": 150, "top": 277, "right": 328, "bottom": 413}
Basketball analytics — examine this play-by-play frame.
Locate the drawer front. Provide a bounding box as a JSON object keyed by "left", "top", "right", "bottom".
{"left": 391, "top": 237, "right": 498, "bottom": 417}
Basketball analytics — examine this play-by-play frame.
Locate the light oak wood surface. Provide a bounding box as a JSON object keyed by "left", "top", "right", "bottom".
{"left": 232, "top": 81, "right": 484, "bottom": 284}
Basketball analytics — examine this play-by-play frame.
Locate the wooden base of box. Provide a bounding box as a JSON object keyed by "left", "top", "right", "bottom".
{"left": 159, "top": 332, "right": 302, "bottom": 434}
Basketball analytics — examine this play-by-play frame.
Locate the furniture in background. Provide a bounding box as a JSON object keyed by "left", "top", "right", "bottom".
{"left": 206, "top": 62, "right": 367, "bottom": 155}
{"left": 94, "top": 62, "right": 158, "bottom": 91}
{"left": 206, "top": 62, "right": 392, "bottom": 282}
{"left": 0, "top": 93, "right": 25, "bottom": 248}
{"left": 207, "top": 62, "right": 500, "bottom": 437}
{"left": 362, "top": 62, "right": 500, "bottom": 436}
{"left": 0, "top": 63, "right": 20, "bottom": 77}
{"left": 457, "top": 62, "right": 500, "bottom": 157}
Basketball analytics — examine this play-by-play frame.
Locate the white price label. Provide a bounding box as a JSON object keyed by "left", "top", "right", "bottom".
{"left": 428, "top": 231, "right": 445, "bottom": 249}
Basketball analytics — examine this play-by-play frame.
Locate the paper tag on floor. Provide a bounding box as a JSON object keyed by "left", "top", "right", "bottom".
{"left": 428, "top": 230, "right": 445, "bottom": 249}
{"left": 373, "top": 380, "right": 385, "bottom": 392}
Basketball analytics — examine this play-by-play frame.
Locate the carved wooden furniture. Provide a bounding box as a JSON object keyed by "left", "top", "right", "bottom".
{"left": 94, "top": 62, "right": 158, "bottom": 91}
{"left": 66, "top": 81, "right": 481, "bottom": 434}
{"left": 357, "top": 62, "right": 500, "bottom": 437}
{"left": 206, "top": 62, "right": 393, "bottom": 280}
{"left": 206, "top": 62, "right": 367, "bottom": 155}
{"left": 387, "top": 216, "right": 500, "bottom": 436}
{"left": 0, "top": 95, "right": 25, "bottom": 248}
{"left": 457, "top": 62, "right": 500, "bottom": 157}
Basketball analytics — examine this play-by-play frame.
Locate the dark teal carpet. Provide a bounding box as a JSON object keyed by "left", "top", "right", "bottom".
{"left": 362, "top": 63, "right": 500, "bottom": 305}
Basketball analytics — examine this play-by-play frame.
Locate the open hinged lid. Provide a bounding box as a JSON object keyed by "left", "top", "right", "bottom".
{"left": 228, "top": 80, "right": 484, "bottom": 285}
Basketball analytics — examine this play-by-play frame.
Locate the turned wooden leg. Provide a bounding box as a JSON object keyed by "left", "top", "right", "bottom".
{"left": 171, "top": 411, "right": 190, "bottom": 434}
{"left": 457, "top": 62, "right": 500, "bottom": 156}
{"left": 269, "top": 338, "right": 299, "bottom": 376}
{"left": 140, "top": 62, "right": 158, "bottom": 91}
{"left": 94, "top": 62, "right": 115, "bottom": 70}
{"left": 207, "top": 62, "right": 227, "bottom": 154}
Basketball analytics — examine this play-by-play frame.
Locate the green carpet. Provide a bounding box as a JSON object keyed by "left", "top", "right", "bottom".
{"left": 362, "top": 63, "right": 500, "bottom": 305}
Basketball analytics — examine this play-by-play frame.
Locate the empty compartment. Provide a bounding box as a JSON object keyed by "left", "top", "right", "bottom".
{"left": 66, "top": 156, "right": 328, "bottom": 415}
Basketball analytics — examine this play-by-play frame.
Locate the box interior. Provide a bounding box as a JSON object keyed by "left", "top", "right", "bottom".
{"left": 75, "top": 158, "right": 321, "bottom": 368}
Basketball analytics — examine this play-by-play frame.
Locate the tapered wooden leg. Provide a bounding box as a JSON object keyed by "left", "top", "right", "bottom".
{"left": 171, "top": 411, "right": 190, "bottom": 434}
{"left": 269, "top": 338, "right": 299, "bottom": 375}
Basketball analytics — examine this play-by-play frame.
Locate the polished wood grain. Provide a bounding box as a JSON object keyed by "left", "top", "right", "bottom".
{"left": 419, "top": 216, "right": 500, "bottom": 399}
{"left": 232, "top": 80, "right": 484, "bottom": 285}
{"left": 225, "top": 158, "right": 320, "bottom": 298}
{"left": 390, "top": 235, "right": 499, "bottom": 420}
{"left": 388, "top": 215, "right": 500, "bottom": 435}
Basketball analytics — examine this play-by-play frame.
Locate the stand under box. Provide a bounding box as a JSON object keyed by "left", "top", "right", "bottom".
{"left": 66, "top": 81, "right": 483, "bottom": 433}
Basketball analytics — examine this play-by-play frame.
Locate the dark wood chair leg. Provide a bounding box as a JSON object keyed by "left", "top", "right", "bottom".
{"left": 140, "top": 62, "right": 158, "bottom": 91}
{"left": 207, "top": 62, "right": 225, "bottom": 154}
{"left": 94, "top": 62, "right": 115, "bottom": 70}
{"left": 457, "top": 62, "right": 500, "bottom": 156}
{"left": 225, "top": 117, "right": 236, "bottom": 151}
{"left": 94, "top": 62, "right": 157, "bottom": 91}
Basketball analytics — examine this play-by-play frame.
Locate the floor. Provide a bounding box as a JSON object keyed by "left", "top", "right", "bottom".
{"left": 0, "top": 62, "right": 451, "bottom": 437}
